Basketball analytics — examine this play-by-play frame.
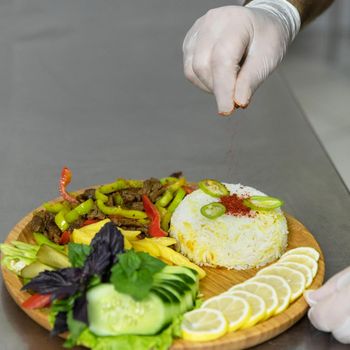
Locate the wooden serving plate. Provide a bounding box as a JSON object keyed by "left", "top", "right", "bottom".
{"left": 1, "top": 200, "right": 324, "bottom": 350}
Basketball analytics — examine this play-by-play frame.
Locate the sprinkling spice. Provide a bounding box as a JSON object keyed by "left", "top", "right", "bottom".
{"left": 220, "top": 194, "right": 252, "bottom": 217}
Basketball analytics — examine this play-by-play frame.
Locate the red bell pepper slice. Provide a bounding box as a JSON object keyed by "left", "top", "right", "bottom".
{"left": 81, "top": 219, "right": 101, "bottom": 227}
{"left": 59, "top": 231, "right": 71, "bottom": 245}
{"left": 22, "top": 293, "right": 52, "bottom": 309}
{"left": 183, "top": 184, "right": 197, "bottom": 194}
{"left": 59, "top": 167, "right": 78, "bottom": 203}
{"left": 142, "top": 195, "right": 167, "bottom": 237}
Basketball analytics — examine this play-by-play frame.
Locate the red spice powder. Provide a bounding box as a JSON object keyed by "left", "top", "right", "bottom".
{"left": 220, "top": 194, "right": 252, "bottom": 217}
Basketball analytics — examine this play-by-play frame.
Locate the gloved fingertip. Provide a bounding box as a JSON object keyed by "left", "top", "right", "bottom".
{"left": 218, "top": 108, "right": 235, "bottom": 117}
{"left": 304, "top": 290, "right": 317, "bottom": 307}
{"left": 234, "top": 85, "right": 251, "bottom": 109}
{"left": 216, "top": 98, "right": 235, "bottom": 117}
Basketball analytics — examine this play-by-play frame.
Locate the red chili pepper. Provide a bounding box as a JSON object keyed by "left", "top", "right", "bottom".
{"left": 142, "top": 195, "right": 167, "bottom": 237}
{"left": 59, "top": 167, "right": 78, "bottom": 203}
{"left": 81, "top": 219, "right": 101, "bottom": 227}
{"left": 59, "top": 231, "right": 71, "bottom": 245}
{"left": 22, "top": 293, "right": 52, "bottom": 309}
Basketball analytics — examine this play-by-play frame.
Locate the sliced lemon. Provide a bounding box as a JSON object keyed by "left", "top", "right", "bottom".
{"left": 279, "top": 254, "right": 318, "bottom": 278}
{"left": 277, "top": 261, "right": 313, "bottom": 287}
{"left": 225, "top": 290, "right": 266, "bottom": 328}
{"left": 202, "top": 295, "right": 250, "bottom": 332}
{"left": 230, "top": 281, "right": 278, "bottom": 319}
{"left": 257, "top": 265, "right": 306, "bottom": 302}
{"left": 181, "top": 308, "right": 227, "bottom": 342}
{"left": 249, "top": 275, "right": 291, "bottom": 314}
{"left": 282, "top": 247, "right": 319, "bottom": 261}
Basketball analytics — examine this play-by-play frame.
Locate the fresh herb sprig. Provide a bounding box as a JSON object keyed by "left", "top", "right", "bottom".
{"left": 110, "top": 250, "right": 165, "bottom": 300}
{"left": 22, "top": 222, "right": 125, "bottom": 337}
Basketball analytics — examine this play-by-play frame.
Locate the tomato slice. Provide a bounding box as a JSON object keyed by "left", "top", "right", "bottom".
{"left": 22, "top": 293, "right": 52, "bottom": 309}
{"left": 59, "top": 231, "right": 71, "bottom": 245}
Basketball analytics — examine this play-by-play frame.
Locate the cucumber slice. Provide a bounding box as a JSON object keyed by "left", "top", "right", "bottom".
{"left": 21, "top": 261, "right": 54, "bottom": 279}
{"left": 162, "top": 265, "right": 198, "bottom": 282}
{"left": 153, "top": 281, "right": 193, "bottom": 313}
{"left": 151, "top": 287, "right": 181, "bottom": 319}
{"left": 155, "top": 272, "right": 198, "bottom": 299}
{"left": 87, "top": 284, "right": 171, "bottom": 336}
{"left": 36, "top": 244, "right": 71, "bottom": 269}
{"left": 155, "top": 272, "right": 195, "bottom": 286}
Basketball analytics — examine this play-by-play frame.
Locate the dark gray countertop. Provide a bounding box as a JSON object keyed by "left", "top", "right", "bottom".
{"left": 0, "top": 1, "right": 349, "bottom": 349}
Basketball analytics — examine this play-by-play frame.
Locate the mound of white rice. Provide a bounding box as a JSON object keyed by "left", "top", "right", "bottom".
{"left": 169, "top": 183, "right": 288, "bottom": 270}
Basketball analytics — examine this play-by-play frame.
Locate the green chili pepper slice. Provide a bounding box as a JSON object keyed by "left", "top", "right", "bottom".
{"left": 198, "top": 179, "right": 229, "bottom": 198}
{"left": 243, "top": 196, "right": 284, "bottom": 211}
{"left": 156, "top": 190, "right": 174, "bottom": 207}
{"left": 33, "top": 232, "right": 65, "bottom": 252}
{"left": 161, "top": 188, "right": 186, "bottom": 231}
{"left": 43, "top": 202, "right": 65, "bottom": 213}
{"left": 95, "top": 188, "right": 108, "bottom": 203}
{"left": 167, "top": 178, "right": 186, "bottom": 193}
{"left": 54, "top": 209, "right": 70, "bottom": 231}
{"left": 65, "top": 198, "right": 94, "bottom": 224}
{"left": 200, "top": 202, "right": 226, "bottom": 219}
{"left": 113, "top": 193, "right": 124, "bottom": 206}
{"left": 159, "top": 177, "right": 178, "bottom": 185}
{"left": 96, "top": 199, "right": 147, "bottom": 219}
{"left": 99, "top": 179, "right": 143, "bottom": 194}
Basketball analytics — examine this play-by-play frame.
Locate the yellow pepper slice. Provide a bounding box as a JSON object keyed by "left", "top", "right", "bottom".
{"left": 132, "top": 239, "right": 205, "bottom": 279}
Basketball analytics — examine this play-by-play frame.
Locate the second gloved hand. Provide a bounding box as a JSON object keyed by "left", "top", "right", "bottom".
{"left": 305, "top": 266, "right": 350, "bottom": 344}
{"left": 183, "top": 0, "right": 300, "bottom": 115}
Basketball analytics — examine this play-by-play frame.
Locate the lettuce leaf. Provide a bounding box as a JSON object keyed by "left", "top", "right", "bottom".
{"left": 76, "top": 315, "right": 182, "bottom": 350}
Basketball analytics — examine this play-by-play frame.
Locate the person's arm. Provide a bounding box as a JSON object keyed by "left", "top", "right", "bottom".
{"left": 183, "top": 0, "right": 334, "bottom": 116}
{"left": 245, "top": 0, "right": 334, "bottom": 25}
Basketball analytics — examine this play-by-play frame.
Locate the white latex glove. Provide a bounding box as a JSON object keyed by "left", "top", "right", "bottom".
{"left": 183, "top": 0, "right": 300, "bottom": 115}
{"left": 305, "top": 266, "right": 350, "bottom": 344}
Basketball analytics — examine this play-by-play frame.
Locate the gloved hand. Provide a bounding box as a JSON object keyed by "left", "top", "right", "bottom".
{"left": 305, "top": 266, "right": 350, "bottom": 344}
{"left": 182, "top": 0, "right": 300, "bottom": 115}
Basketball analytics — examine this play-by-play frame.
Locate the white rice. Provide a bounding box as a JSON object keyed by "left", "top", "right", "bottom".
{"left": 169, "top": 183, "right": 288, "bottom": 270}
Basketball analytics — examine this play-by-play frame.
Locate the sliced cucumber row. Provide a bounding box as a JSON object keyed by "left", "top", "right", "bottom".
{"left": 87, "top": 265, "right": 199, "bottom": 336}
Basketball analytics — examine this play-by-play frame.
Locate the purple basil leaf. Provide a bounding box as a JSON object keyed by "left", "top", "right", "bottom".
{"left": 51, "top": 311, "right": 68, "bottom": 336}
{"left": 73, "top": 294, "right": 88, "bottom": 324}
{"left": 83, "top": 222, "right": 124, "bottom": 279}
{"left": 22, "top": 268, "right": 83, "bottom": 298}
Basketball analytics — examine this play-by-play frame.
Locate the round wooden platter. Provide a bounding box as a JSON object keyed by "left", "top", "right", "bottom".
{"left": 1, "top": 201, "right": 324, "bottom": 350}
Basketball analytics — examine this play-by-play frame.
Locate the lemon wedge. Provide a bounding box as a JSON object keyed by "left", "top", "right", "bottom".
{"left": 202, "top": 295, "right": 251, "bottom": 332}
{"left": 279, "top": 254, "right": 318, "bottom": 278}
{"left": 230, "top": 281, "right": 278, "bottom": 319}
{"left": 249, "top": 275, "right": 291, "bottom": 314}
{"left": 257, "top": 265, "right": 306, "bottom": 302}
{"left": 277, "top": 261, "right": 313, "bottom": 287}
{"left": 225, "top": 290, "right": 266, "bottom": 328}
{"left": 282, "top": 247, "right": 319, "bottom": 261}
{"left": 181, "top": 308, "right": 227, "bottom": 342}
